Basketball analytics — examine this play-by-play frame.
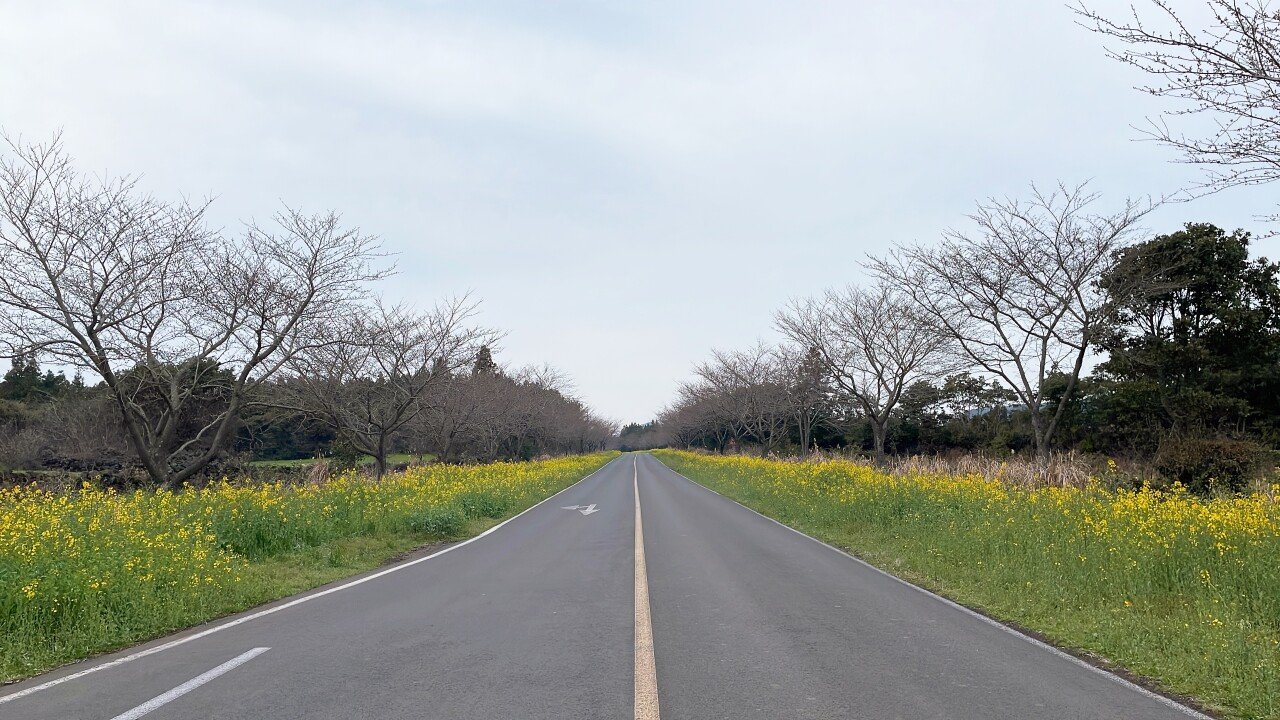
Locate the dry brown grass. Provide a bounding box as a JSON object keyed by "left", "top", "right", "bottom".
{"left": 881, "top": 451, "right": 1094, "bottom": 488}
{"left": 769, "top": 448, "right": 1149, "bottom": 489}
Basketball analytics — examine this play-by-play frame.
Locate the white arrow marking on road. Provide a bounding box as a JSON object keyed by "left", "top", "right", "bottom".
{"left": 561, "top": 504, "right": 599, "bottom": 515}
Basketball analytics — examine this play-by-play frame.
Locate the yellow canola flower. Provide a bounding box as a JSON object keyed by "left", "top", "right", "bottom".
{"left": 0, "top": 453, "right": 615, "bottom": 639}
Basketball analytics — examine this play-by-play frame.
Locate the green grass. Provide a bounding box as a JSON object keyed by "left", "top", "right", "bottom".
{"left": 0, "top": 453, "right": 615, "bottom": 682}
{"left": 652, "top": 450, "right": 1280, "bottom": 720}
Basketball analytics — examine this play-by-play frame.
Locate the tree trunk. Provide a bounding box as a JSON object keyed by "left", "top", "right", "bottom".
{"left": 375, "top": 434, "right": 388, "bottom": 479}
{"left": 1035, "top": 441, "right": 1051, "bottom": 469}
{"left": 169, "top": 396, "right": 243, "bottom": 487}
{"left": 442, "top": 430, "right": 456, "bottom": 464}
{"left": 114, "top": 398, "right": 170, "bottom": 485}
{"left": 1031, "top": 414, "right": 1050, "bottom": 470}
{"left": 97, "top": 357, "right": 171, "bottom": 485}
{"left": 871, "top": 421, "right": 887, "bottom": 465}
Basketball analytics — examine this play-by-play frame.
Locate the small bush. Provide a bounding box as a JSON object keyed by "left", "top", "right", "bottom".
{"left": 1154, "top": 435, "right": 1269, "bottom": 494}
{"left": 413, "top": 506, "right": 467, "bottom": 537}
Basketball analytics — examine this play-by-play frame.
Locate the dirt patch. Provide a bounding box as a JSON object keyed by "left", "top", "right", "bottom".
{"left": 382, "top": 539, "right": 456, "bottom": 565}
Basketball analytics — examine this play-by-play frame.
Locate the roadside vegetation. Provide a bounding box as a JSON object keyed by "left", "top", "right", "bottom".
{"left": 655, "top": 450, "right": 1279, "bottom": 720}
{"left": 633, "top": 215, "right": 1280, "bottom": 495}
{"left": 0, "top": 452, "right": 616, "bottom": 682}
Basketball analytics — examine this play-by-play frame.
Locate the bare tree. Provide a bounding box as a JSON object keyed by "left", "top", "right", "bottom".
{"left": 658, "top": 384, "right": 737, "bottom": 452}
{"left": 1077, "top": 0, "right": 1280, "bottom": 203}
{"left": 410, "top": 350, "right": 613, "bottom": 463}
{"left": 0, "top": 134, "right": 386, "bottom": 484}
{"left": 777, "top": 284, "right": 950, "bottom": 463}
{"left": 279, "top": 298, "right": 495, "bottom": 477}
{"left": 692, "top": 343, "right": 791, "bottom": 457}
{"left": 487, "top": 365, "right": 614, "bottom": 459}
{"left": 871, "top": 183, "right": 1150, "bottom": 466}
{"left": 775, "top": 344, "right": 832, "bottom": 456}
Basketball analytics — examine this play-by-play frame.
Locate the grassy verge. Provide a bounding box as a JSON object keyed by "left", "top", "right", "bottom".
{"left": 0, "top": 452, "right": 616, "bottom": 682}
{"left": 652, "top": 450, "right": 1280, "bottom": 720}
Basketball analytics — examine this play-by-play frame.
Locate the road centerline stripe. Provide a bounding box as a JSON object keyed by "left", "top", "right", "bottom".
{"left": 633, "top": 456, "right": 661, "bottom": 720}
{"left": 106, "top": 647, "right": 269, "bottom": 720}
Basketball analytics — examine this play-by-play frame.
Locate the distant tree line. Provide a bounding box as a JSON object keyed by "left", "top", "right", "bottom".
{"left": 654, "top": 213, "right": 1280, "bottom": 493}
{"left": 0, "top": 136, "right": 613, "bottom": 484}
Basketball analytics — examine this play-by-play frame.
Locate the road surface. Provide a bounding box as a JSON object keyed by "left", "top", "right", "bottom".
{"left": 1, "top": 453, "right": 1209, "bottom": 719}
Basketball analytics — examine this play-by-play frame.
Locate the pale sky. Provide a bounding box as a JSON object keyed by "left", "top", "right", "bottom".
{"left": 2, "top": 1, "right": 1277, "bottom": 423}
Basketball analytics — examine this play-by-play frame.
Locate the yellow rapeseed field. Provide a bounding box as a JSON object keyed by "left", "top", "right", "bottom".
{"left": 654, "top": 450, "right": 1280, "bottom": 720}
{"left": 0, "top": 452, "right": 615, "bottom": 680}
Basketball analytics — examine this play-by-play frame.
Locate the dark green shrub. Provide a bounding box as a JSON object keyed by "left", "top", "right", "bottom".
{"left": 1154, "top": 435, "right": 1269, "bottom": 494}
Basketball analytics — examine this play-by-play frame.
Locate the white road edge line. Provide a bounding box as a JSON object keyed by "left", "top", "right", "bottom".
{"left": 0, "top": 456, "right": 622, "bottom": 705}
{"left": 107, "top": 647, "right": 269, "bottom": 720}
{"left": 633, "top": 456, "right": 661, "bottom": 720}
{"left": 645, "top": 454, "right": 1216, "bottom": 720}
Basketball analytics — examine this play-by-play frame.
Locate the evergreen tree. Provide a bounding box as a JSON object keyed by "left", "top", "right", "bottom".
{"left": 1094, "top": 223, "right": 1280, "bottom": 448}
{"left": 473, "top": 345, "right": 498, "bottom": 375}
{"left": 0, "top": 352, "right": 69, "bottom": 403}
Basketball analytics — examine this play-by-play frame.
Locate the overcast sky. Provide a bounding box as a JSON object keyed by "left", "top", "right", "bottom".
{"left": 2, "top": 1, "right": 1277, "bottom": 423}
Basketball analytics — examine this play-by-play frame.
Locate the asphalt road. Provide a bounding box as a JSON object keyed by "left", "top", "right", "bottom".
{"left": 1, "top": 453, "right": 1209, "bottom": 720}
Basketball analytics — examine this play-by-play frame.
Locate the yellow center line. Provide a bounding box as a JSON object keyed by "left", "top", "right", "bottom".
{"left": 633, "top": 456, "right": 661, "bottom": 720}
